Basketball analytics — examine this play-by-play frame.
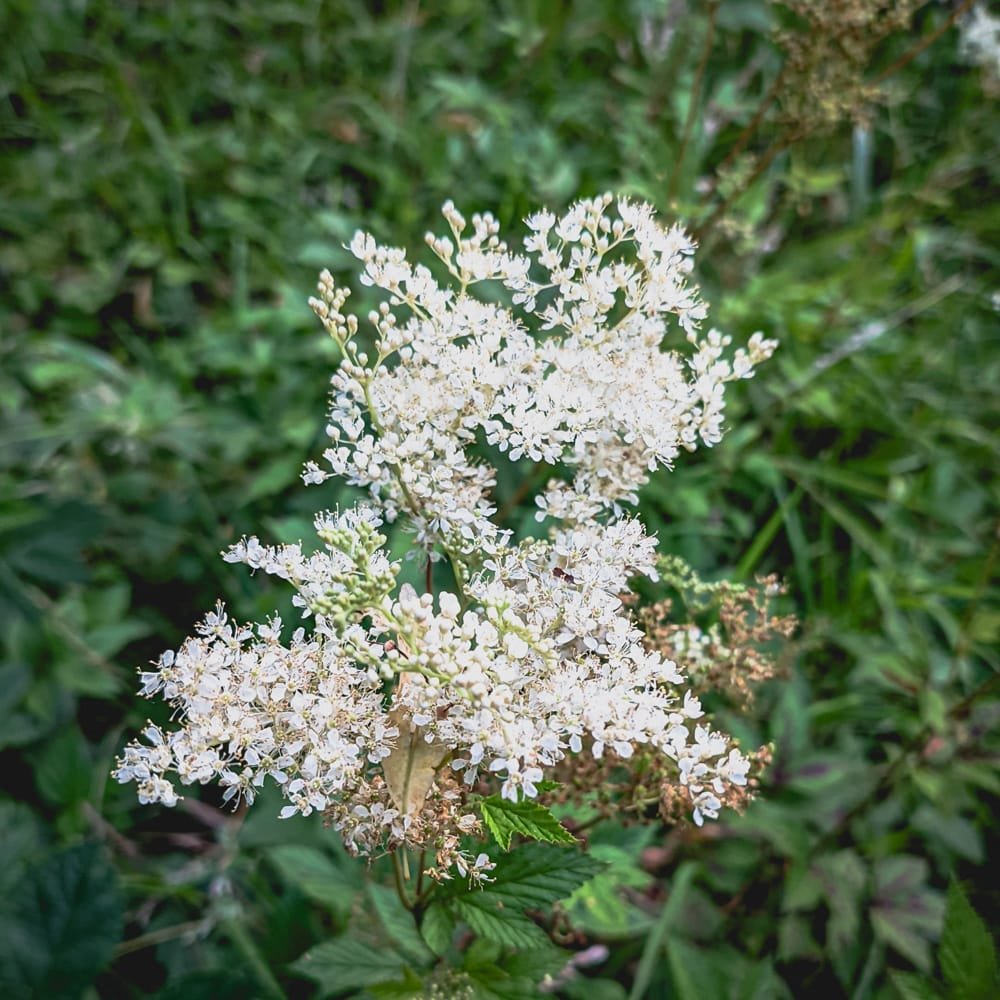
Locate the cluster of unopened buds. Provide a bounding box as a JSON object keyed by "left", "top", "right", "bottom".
{"left": 115, "top": 193, "right": 778, "bottom": 879}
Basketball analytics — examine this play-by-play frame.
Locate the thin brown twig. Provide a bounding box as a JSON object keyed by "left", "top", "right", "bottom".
{"left": 179, "top": 796, "right": 241, "bottom": 831}
{"left": 668, "top": 1, "right": 720, "bottom": 201}
{"left": 81, "top": 802, "right": 142, "bottom": 860}
{"left": 874, "top": 0, "right": 975, "bottom": 84}
{"left": 711, "top": 63, "right": 789, "bottom": 185}
{"left": 694, "top": 134, "right": 795, "bottom": 242}
{"left": 16, "top": 577, "right": 121, "bottom": 678}
{"left": 113, "top": 919, "right": 209, "bottom": 957}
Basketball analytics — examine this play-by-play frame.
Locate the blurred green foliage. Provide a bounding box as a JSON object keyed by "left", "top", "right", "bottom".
{"left": 1, "top": 0, "right": 997, "bottom": 997}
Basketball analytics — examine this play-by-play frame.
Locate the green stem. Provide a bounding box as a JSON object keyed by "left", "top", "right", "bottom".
{"left": 113, "top": 919, "right": 207, "bottom": 957}
{"left": 411, "top": 878, "right": 439, "bottom": 914}
{"left": 415, "top": 849, "right": 427, "bottom": 901}
{"left": 332, "top": 326, "right": 471, "bottom": 607}
{"left": 391, "top": 848, "right": 414, "bottom": 911}
{"left": 667, "top": 1, "right": 719, "bottom": 202}
{"left": 223, "top": 918, "right": 285, "bottom": 999}
{"left": 628, "top": 862, "right": 698, "bottom": 1000}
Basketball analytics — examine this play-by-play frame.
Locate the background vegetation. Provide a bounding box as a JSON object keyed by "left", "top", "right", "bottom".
{"left": 1, "top": 0, "right": 997, "bottom": 997}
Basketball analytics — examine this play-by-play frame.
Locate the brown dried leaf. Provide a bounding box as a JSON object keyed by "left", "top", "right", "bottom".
{"left": 382, "top": 680, "right": 447, "bottom": 817}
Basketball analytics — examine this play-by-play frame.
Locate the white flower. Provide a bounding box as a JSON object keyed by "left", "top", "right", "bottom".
{"left": 961, "top": 6, "right": 1000, "bottom": 78}
{"left": 117, "top": 195, "right": 776, "bottom": 853}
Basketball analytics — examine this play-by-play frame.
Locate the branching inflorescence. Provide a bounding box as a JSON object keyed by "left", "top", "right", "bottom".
{"left": 115, "top": 194, "right": 778, "bottom": 882}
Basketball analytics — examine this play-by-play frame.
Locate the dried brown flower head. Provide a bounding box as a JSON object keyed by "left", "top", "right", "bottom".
{"left": 774, "top": 0, "right": 921, "bottom": 132}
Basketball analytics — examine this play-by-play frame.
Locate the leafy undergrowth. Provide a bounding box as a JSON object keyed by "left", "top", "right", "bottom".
{"left": 1, "top": 1, "right": 997, "bottom": 997}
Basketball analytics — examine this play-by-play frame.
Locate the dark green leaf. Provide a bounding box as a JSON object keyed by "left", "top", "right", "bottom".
{"left": 420, "top": 902, "right": 458, "bottom": 956}
{"left": 872, "top": 856, "right": 945, "bottom": 972}
{"left": 665, "top": 938, "right": 726, "bottom": 1000}
{"left": 290, "top": 937, "right": 407, "bottom": 997}
{"left": 444, "top": 846, "right": 603, "bottom": 949}
{"left": 155, "top": 970, "right": 259, "bottom": 1000}
{"left": 0, "top": 843, "right": 124, "bottom": 998}
{"left": 267, "top": 844, "right": 358, "bottom": 917}
{"left": 562, "top": 979, "right": 627, "bottom": 1000}
{"left": 939, "top": 882, "right": 998, "bottom": 1000}
{"left": 0, "top": 801, "right": 46, "bottom": 895}
{"left": 871, "top": 908, "right": 938, "bottom": 974}
{"left": 32, "top": 725, "right": 92, "bottom": 809}
{"left": 814, "top": 850, "right": 867, "bottom": 954}
{"left": 368, "top": 883, "right": 435, "bottom": 967}
{"left": 364, "top": 966, "right": 428, "bottom": 997}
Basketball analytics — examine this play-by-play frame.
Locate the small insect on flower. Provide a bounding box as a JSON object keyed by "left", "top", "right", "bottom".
{"left": 383, "top": 638, "right": 409, "bottom": 659}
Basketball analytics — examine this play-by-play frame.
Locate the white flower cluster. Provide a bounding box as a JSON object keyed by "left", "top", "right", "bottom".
{"left": 116, "top": 195, "right": 775, "bottom": 859}
{"left": 114, "top": 592, "right": 395, "bottom": 817}
{"left": 961, "top": 5, "right": 1000, "bottom": 79}
{"left": 306, "top": 193, "right": 774, "bottom": 551}
{"left": 388, "top": 517, "right": 749, "bottom": 824}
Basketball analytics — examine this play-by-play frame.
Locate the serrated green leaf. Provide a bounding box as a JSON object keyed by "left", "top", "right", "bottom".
{"left": 461, "top": 940, "right": 568, "bottom": 999}
{"left": 435, "top": 842, "right": 602, "bottom": 950}
{"left": 368, "top": 883, "right": 435, "bottom": 967}
{"left": 480, "top": 795, "right": 576, "bottom": 851}
{"left": 480, "top": 843, "right": 605, "bottom": 911}
{"left": 501, "top": 946, "right": 569, "bottom": 983}
{"left": 450, "top": 844, "right": 604, "bottom": 950}
{"left": 940, "top": 882, "right": 998, "bottom": 999}
{"left": 290, "top": 937, "right": 407, "bottom": 997}
{"left": 453, "top": 897, "right": 549, "bottom": 949}
{"left": 463, "top": 936, "right": 503, "bottom": 969}
{"left": 534, "top": 780, "right": 562, "bottom": 793}
{"left": 466, "top": 964, "right": 552, "bottom": 1000}
{"left": 0, "top": 842, "right": 124, "bottom": 998}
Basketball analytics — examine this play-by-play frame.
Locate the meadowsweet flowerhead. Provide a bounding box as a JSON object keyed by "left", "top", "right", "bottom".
{"left": 115, "top": 195, "right": 778, "bottom": 873}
